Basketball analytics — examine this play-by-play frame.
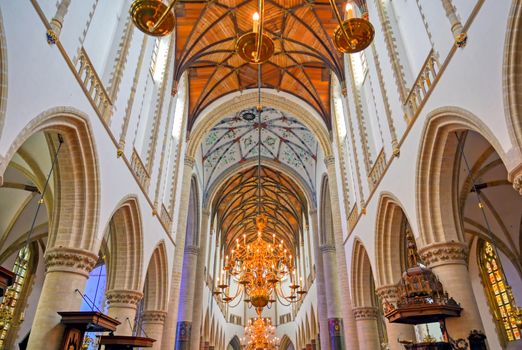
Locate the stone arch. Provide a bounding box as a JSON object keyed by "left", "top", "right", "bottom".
{"left": 305, "top": 313, "right": 311, "bottom": 344}
{"left": 416, "top": 107, "right": 509, "bottom": 247}
{"left": 0, "top": 7, "right": 7, "bottom": 139}
{"left": 203, "top": 308, "right": 210, "bottom": 341}
{"left": 104, "top": 196, "right": 144, "bottom": 292}
{"left": 210, "top": 316, "right": 215, "bottom": 345}
{"left": 143, "top": 241, "right": 169, "bottom": 311}
{"left": 374, "top": 193, "right": 411, "bottom": 286}
{"left": 280, "top": 335, "right": 293, "bottom": 350}
{"left": 186, "top": 90, "right": 333, "bottom": 160}
{"left": 503, "top": 1, "right": 522, "bottom": 151}
{"left": 352, "top": 239, "right": 375, "bottom": 307}
{"left": 319, "top": 175, "right": 334, "bottom": 246}
{"left": 0, "top": 107, "right": 99, "bottom": 251}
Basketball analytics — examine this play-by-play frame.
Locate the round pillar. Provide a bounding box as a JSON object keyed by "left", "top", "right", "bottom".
{"left": 376, "top": 285, "right": 416, "bottom": 350}
{"left": 353, "top": 307, "right": 380, "bottom": 350}
{"left": 176, "top": 245, "right": 199, "bottom": 350}
{"left": 26, "top": 247, "right": 98, "bottom": 350}
{"left": 141, "top": 310, "right": 167, "bottom": 350}
{"left": 106, "top": 289, "right": 143, "bottom": 335}
{"left": 419, "top": 242, "right": 486, "bottom": 343}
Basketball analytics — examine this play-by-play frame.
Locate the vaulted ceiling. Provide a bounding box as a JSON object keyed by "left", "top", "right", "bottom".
{"left": 212, "top": 166, "right": 307, "bottom": 252}
{"left": 172, "top": 0, "right": 352, "bottom": 130}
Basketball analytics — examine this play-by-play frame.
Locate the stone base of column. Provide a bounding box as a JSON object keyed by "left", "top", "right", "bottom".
{"left": 328, "top": 318, "right": 345, "bottom": 350}
{"left": 175, "top": 321, "right": 192, "bottom": 350}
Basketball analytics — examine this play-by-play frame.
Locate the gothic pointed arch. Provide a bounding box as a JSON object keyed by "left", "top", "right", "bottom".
{"left": 416, "top": 107, "right": 508, "bottom": 246}
{"left": 351, "top": 239, "right": 375, "bottom": 307}
{"left": 319, "top": 175, "right": 334, "bottom": 246}
{"left": 0, "top": 107, "right": 100, "bottom": 252}
{"left": 143, "top": 241, "right": 169, "bottom": 311}
{"left": 105, "top": 196, "right": 144, "bottom": 292}
{"left": 0, "top": 7, "right": 7, "bottom": 140}
{"left": 280, "top": 335, "right": 294, "bottom": 350}
{"left": 228, "top": 335, "right": 241, "bottom": 350}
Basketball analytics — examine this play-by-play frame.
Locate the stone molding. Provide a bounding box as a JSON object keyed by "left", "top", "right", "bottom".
{"left": 419, "top": 241, "right": 468, "bottom": 268}
{"left": 142, "top": 310, "right": 168, "bottom": 324}
{"left": 324, "top": 155, "right": 335, "bottom": 167}
{"left": 184, "top": 156, "right": 195, "bottom": 168}
{"left": 512, "top": 169, "right": 522, "bottom": 195}
{"left": 106, "top": 289, "right": 144, "bottom": 307}
{"left": 44, "top": 246, "right": 98, "bottom": 277}
{"left": 320, "top": 244, "right": 336, "bottom": 253}
{"left": 352, "top": 306, "right": 378, "bottom": 320}
{"left": 184, "top": 245, "right": 200, "bottom": 255}
{"left": 375, "top": 284, "right": 398, "bottom": 303}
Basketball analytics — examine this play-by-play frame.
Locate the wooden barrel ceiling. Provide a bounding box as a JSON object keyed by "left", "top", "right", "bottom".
{"left": 171, "top": 0, "right": 352, "bottom": 130}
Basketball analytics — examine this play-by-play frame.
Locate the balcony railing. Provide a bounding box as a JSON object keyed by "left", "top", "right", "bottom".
{"left": 404, "top": 49, "right": 439, "bottom": 120}
{"left": 368, "top": 148, "right": 386, "bottom": 190}
{"left": 131, "top": 149, "right": 151, "bottom": 191}
{"left": 159, "top": 203, "right": 172, "bottom": 233}
{"left": 75, "top": 47, "right": 112, "bottom": 122}
{"left": 348, "top": 205, "right": 359, "bottom": 232}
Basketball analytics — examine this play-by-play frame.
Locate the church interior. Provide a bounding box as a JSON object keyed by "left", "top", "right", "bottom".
{"left": 0, "top": 0, "right": 521, "bottom": 349}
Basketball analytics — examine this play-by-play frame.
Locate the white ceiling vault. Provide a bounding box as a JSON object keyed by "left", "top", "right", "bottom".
{"left": 200, "top": 107, "right": 319, "bottom": 199}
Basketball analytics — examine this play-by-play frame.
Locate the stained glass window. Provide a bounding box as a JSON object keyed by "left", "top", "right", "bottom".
{"left": 479, "top": 241, "right": 521, "bottom": 343}
{"left": 0, "top": 246, "right": 32, "bottom": 349}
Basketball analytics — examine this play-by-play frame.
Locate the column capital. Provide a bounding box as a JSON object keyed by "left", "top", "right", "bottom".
{"left": 323, "top": 155, "right": 336, "bottom": 167}
{"left": 352, "top": 306, "right": 378, "bottom": 320}
{"left": 320, "top": 244, "right": 336, "bottom": 253}
{"left": 106, "top": 289, "right": 144, "bottom": 307}
{"left": 375, "top": 284, "right": 399, "bottom": 303}
{"left": 511, "top": 165, "right": 522, "bottom": 195}
{"left": 185, "top": 245, "right": 200, "bottom": 255}
{"left": 419, "top": 241, "right": 468, "bottom": 268}
{"left": 44, "top": 246, "right": 98, "bottom": 277}
{"left": 142, "top": 310, "right": 168, "bottom": 324}
{"left": 184, "top": 156, "right": 195, "bottom": 168}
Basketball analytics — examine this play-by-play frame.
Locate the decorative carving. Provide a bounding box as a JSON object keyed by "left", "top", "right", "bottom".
{"left": 44, "top": 247, "right": 98, "bottom": 277}
{"left": 323, "top": 155, "right": 336, "bottom": 168}
{"left": 106, "top": 289, "right": 143, "bottom": 307}
{"left": 513, "top": 172, "right": 522, "bottom": 196}
{"left": 184, "top": 245, "right": 200, "bottom": 255}
{"left": 419, "top": 242, "right": 468, "bottom": 268}
{"left": 376, "top": 285, "right": 399, "bottom": 303}
{"left": 184, "top": 156, "right": 195, "bottom": 168}
{"left": 176, "top": 321, "right": 192, "bottom": 342}
{"left": 328, "top": 318, "right": 343, "bottom": 337}
{"left": 353, "top": 307, "right": 378, "bottom": 320}
{"left": 46, "top": 29, "right": 58, "bottom": 45}
{"left": 142, "top": 310, "right": 167, "bottom": 324}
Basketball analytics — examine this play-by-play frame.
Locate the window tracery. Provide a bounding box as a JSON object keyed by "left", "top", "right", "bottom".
{"left": 479, "top": 240, "right": 521, "bottom": 343}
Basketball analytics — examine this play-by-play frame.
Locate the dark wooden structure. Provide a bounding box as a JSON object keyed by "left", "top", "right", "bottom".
{"left": 99, "top": 335, "right": 156, "bottom": 349}
{"left": 0, "top": 266, "right": 15, "bottom": 297}
{"left": 58, "top": 311, "right": 120, "bottom": 350}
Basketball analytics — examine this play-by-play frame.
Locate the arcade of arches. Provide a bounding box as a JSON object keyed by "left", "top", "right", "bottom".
{"left": 0, "top": 1, "right": 522, "bottom": 350}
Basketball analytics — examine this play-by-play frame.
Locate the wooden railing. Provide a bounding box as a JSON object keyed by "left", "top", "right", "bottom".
{"left": 368, "top": 148, "right": 386, "bottom": 189}
{"left": 404, "top": 50, "right": 439, "bottom": 120}
{"left": 159, "top": 203, "right": 172, "bottom": 233}
{"left": 279, "top": 313, "right": 292, "bottom": 325}
{"left": 348, "top": 204, "right": 359, "bottom": 232}
{"left": 131, "top": 149, "right": 151, "bottom": 191}
{"left": 75, "top": 47, "right": 112, "bottom": 122}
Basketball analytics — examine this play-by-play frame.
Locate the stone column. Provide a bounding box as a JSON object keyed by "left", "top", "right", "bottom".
{"left": 162, "top": 156, "right": 196, "bottom": 350}
{"left": 320, "top": 244, "right": 344, "bottom": 349}
{"left": 441, "top": 0, "right": 467, "bottom": 47}
{"left": 142, "top": 310, "right": 167, "bottom": 350}
{"left": 106, "top": 289, "right": 144, "bottom": 335}
{"left": 309, "top": 210, "right": 330, "bottom": 350}
{"left": 324, "top": 156, "right": 359, "bottom": 349}
{"left": 376, "top": 285, "right": 416, "bottom": 350}
{"left": 190, "top": 209, "right": 211, "bottom": 348}
{"left": 353, "top": 307, "right": 381, "bottom": 350}
{"left": 176, "top": 245, "right": 199, "bottom": 350}
{"left": 27, "top": 247, "right": 98, "bottom": 350}
{"left": 419, "top": 242, "right": 485, "bottom": 342}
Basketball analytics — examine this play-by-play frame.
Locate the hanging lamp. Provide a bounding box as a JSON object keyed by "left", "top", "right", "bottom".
{"left": 130, "top": 0, "right": 176, "bottom": 37}
{"left": 329, "top": 0, "right": 374, "bottom": 53}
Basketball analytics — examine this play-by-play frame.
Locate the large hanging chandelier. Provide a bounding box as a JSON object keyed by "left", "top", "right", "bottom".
{"left": 213, "top": 66, "right": 306, "bottom": 316}
{"left": 240, "top": 317, "right": 280, "bottom": 350}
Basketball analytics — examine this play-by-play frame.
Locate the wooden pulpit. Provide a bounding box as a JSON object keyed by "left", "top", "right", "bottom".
{"left": 58, "top": 311, "right": 120, "bottom": 350}
{"left": 99, "top": 335, "right": 156, "bottom": 349}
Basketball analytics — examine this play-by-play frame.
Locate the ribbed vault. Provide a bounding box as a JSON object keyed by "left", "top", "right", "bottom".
{"left": 172, "top": 0, "right": 354, "bottom": 129}
{"left": 212, "top": 165, "right": 307, "bottom": 252}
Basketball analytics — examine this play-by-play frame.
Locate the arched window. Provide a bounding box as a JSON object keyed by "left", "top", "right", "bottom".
{"left": 0, "top": 245, "right": 34, "bottom": 349}
{"left": 81, "top": 259, "right": 108, "bottom": 349}
{"left": 478, "top": 240, "right": 521, "bottom": 343}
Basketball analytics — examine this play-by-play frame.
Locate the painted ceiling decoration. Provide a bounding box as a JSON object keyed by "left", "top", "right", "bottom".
{"left": 211, "top": 165, "right": 307, "bottom": 252}
{"left": 201, "top": 107, "right": 318, "bottom": 199}
{"left": 171, "top": 0, "right": 352, "bottom": 130}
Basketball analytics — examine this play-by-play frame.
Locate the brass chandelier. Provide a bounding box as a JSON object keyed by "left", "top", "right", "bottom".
{"left": 240, "top": 317, "right": 280, "bottom": 350}
{"left": 130, "top": 0, "right": 374, "bottom": 54}
{"left": 212, "top": 67, "right": 306, "bottom": 316}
